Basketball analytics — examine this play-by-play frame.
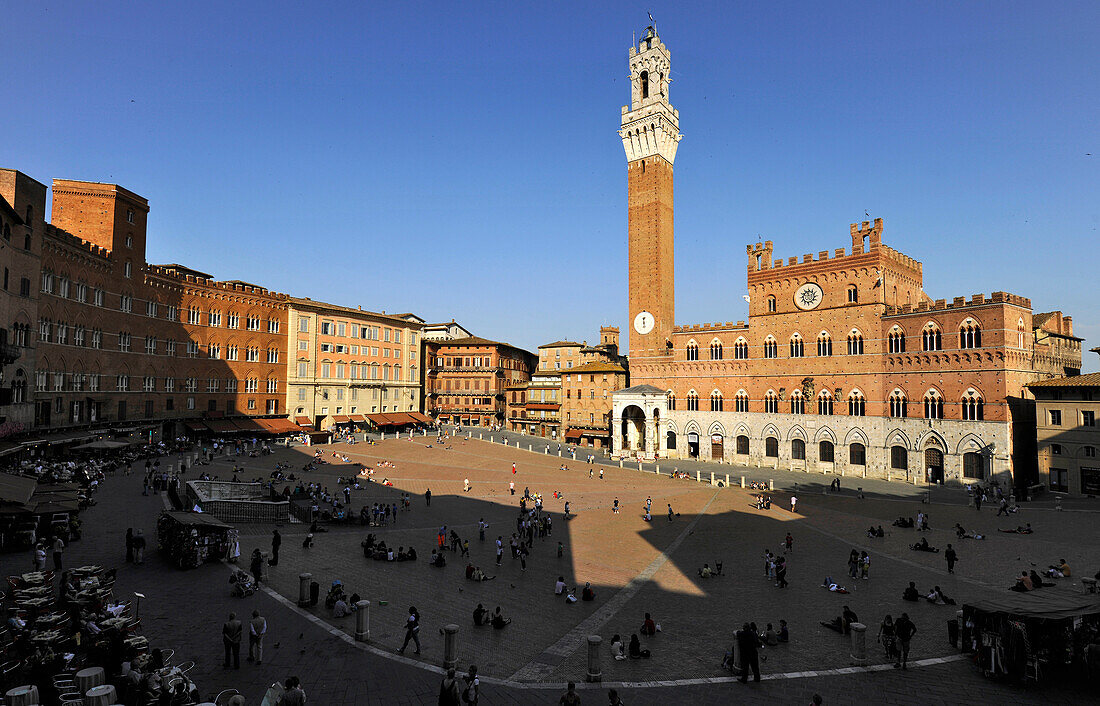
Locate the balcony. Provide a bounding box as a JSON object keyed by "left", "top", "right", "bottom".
{"left": 0, "top": 342, "right": 20, "bottom": 366}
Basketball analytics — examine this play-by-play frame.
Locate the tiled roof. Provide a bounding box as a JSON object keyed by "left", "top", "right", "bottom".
{"left": 1027, "top": 372, "right": 1100, "bottom": 389}
{"left": 1032, "top": 312, "right": 1057, "bottom": 329}
{"left": 569, "top": 361, "right": 627, "bottom": 374}
{"left": 539, "top": 341, "right": 583, "bottom": 349}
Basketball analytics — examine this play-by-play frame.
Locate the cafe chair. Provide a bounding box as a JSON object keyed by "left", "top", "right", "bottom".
{"left": 215, "top": 689, "right": 242, "bottom": 705}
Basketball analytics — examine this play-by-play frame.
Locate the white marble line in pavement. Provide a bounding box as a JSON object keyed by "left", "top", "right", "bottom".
{"left": 508, "top": 490, "right": 720, "bottom": 682}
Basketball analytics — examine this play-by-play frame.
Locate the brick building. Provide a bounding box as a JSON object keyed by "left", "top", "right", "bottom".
{"left": 610, "top": 28, "right": 1082, "bottom": 489}
{"left": 1028, "top": 373, "right": 1100, "bottom": 496}
{"left": 561, "top": 361, "right": 629, "bottom": 448}
{"left": 286, "top": 298, "right": 423, "bottom": 430}
{"left": 424, "top": 337, "right": 536, "bottom": 428}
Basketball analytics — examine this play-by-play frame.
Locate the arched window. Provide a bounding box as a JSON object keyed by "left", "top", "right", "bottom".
{"left": 734, "top": 337, "right": 749, "bottom": 359}
{"left": 666, "top": 390, "right": 676, "bottom": 411}
{"left": 817, "top": 331, "right": 832, "bottom": 357}
{"left": 963, "top": 452, "right": 984, "bottom": 479}
{"left": 792, "top": 439, "right": 806, "bottom": 460}
{"left": 850, "top": 442, "right": 866, "bottom": 465}
{"left": 960, "top": 319, "right": 982, "bottom": 349}
{"left": 922, "top": 323, "right": 942, "bottom": 351}
{"left": 764, "top": 390, "right": 778, "bottom": 414}
{"left": 735, "top": 390, "right": 749, "bottom": 413}
{"left": 789, "top": 333, "right": 804, "bottom": 358}
{"left": 765, "top": 437, "right": 779, "bottom": 457}
{"left": 710, "top": 390, "right": 723, "bottom": 412}
{"left": 847, "top": 329, "right": 864, "bottom": 355}
{"left": 889, "top": 389, "right": 907, "bottom": 418}
{"left": 819, "top": 440, "right": 835, "bottom": 462}
{"left": 888, "top": 326, "right": 906, "bottom": 353}
{"left": 666, "top": 431, "right": 677, "bottom": 450}
{"left": 686, "top": 341, "right": 699, "bottom": 361}
{"left": 736, "top": 435, "right": 749, "bottom": 455}
{"left": 763, "top": 335, "right": 778, "bottom": 359}
{"left": 686, "top": 390, "right": 699, "bottom": 412}
{"left": 961, "top": 389, "right": 984, "bottom": 421}
{"left": 847, "top": 285, "right": 858, "bottom": 303}
{"left": 818, "top": 390, "right": 833, "bottom": 416}
{"left": 639, "top": 70, "right": 649, "bottom": 99}
{"left": 767, "top": 295, "right": 776, "bottom": 313}
{"left": 1017, "top": 318, "right": 1026, "bottom": 349}
{"left": 891, "top": 446, "right": 908, "bottom": 470}
{"left": 924, "top": 389, "right": 944, "bottom": 419}
{"left": 710, "top": 339, "right": 723, "bottom": 360}
{"left": 848, "top": 390, "right": 865, "bottom": 417}
{"left": 790, "top": 389, "right": 804, "bottom": 414}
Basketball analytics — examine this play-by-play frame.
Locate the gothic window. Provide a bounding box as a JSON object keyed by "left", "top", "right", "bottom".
{"left": 819, "top": 440, "right": 835, "bottom": 462}
{"left": 888, "top": 327, "right": 906, "bottom": 353}
{"left": 847, "top": 390, "right": 866, "bottom": 417}
{"left": 735, "top": 390, "right": 749, "bottom": 413}
{"left": 889, "top": 389, "right": 907, "bottom": 418}
{"left": 764, "top": 390, "right": 778, "bottom": 414}
{"left": 922, "top": 323, "right": 942, "bottom": 351}
{"left": 961, "top": 389, "right": 984, "bottom": 421}
{"left": 850, "top": 443, "right": 866, "bottom": 465}
{"left": 666, "top": 390, "right": 676, "bottom": 411}
{"left": 846, "top": 329, "right": 864, "bottom": 355}
{"left": 817, "top": 331, "right": 832, "bottom": 357}
{"left": 891, "top": 446, "right": 908, "bottom": 470}
{"left": 709, "top": 339, "right": 723, "bottom": 360}
{"left": 960, "top": 319, "right": 982, "bottom": 349}
{"left": 686, "top": 390, "right": 699, "bottom": 412}
{"left": 640, "top": 70, "right": 649, "bottom": 99}
{"left": 734, "top": 337, "right": 749, "bottom": 359}
{"left": 792, "top": 439, "right": 806, "bottom": 460}
{"left": 686, "top": 341, "right": 699, "bottom": 361}
{"left": 789, "top": 334, "right": 804, "bottom": 358}
{"left": 924, "top": 389, "right": 944, "bottom": 419}
{"left": 963, "top": 452, "right": 984, "bottom": 479}
{"left": 1017, "top": 318, "right": 1026, "bottom": 349}
{"left": 847, "top": 285, "right": 858, "bottom": 303}
{"left": 763, "top": 336, "right": 778, "bottom": 359}
{"left": 790, "top": 389, "right": 804, "bottom": 414}
{"left": 765, "top": 437, "right": 779, "bottom": 457}
{"left": 818, "top": 390, "right": 833, "bottom": 416}
{"left": 767, "top": 296, "right": 776, "bottom": 313}
{"left": 710, "top": 390, "right": 723, "bottom": 412}
{"left": 736, "top": 435, "right": 749, "bottom": 455}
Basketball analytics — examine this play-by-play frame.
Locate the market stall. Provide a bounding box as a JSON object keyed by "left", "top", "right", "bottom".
{"left": 156, "top": 510, "right": 234, "bottom": 569}
{"left": 963, "top": 590, "right": 1100, "bottom": 684}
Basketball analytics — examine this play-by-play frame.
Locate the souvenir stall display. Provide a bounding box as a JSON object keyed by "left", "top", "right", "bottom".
{"left": 156, "top": 511, "right": 233, "bottom": 569}
{"left": 963, "top": 591, "right": 1100, "bottom": 684}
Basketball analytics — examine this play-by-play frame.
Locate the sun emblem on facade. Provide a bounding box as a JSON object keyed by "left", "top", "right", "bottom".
{"left": 794, "top": 282, "right": 824, "bottom": 310}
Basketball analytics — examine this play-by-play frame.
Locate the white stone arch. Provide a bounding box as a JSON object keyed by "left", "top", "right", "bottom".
{"left": 684, "top": 419, "right": 702, "bottom": 435}
{"left": 664, "top": 419, "right": 679, "bottom": 434}
{"left": 764, "top": 334, "right": 777, "bottom": 343}
{"left": 916, "top": 429, "right": 948, "bottom": 451}
{"left": 815, "top": 426, "right": 837, "bottom": 443}
{"left": 886, "top": 428, "right": 913, "bottom": 450}
{"left": 733, "top": 422, "right": 751, "bottom": 437}
{"left": 844, "top": 427, "right": 870, "bottom": 447}
{"left": 955, "top": 433, "right": 987, "bottom": 455}
{"left": 760, "top": 422, "right": 781, "bottom": 440}
{"left": 734, "top": 335, "right": 747, "bottom": 345}
{"left": 708, "top": 421, "right": 726, "bottom": 437}
{"left": 786, "top": 424, "right": 808, "bottom": 441}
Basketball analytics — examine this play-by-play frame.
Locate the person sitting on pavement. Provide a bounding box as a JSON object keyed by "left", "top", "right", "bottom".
{"left": 333, "top": 597, "right": 351, "bottom": 618}
{"left": 762, "top": 623, "right": 779, "bottom": 646}
{"left": 473, "top": 604, "right": 488, "bottom": 626}
{"left": 777, "top": 619, "right": 789, "bottom": 643}
{"left": 1047, "top": 559, "right": 1071, "bottom": 578}
{"left": 610, "top": 634, "right": 627, "bottom": 660}
{"left": 910, "top": 537, "right": 938, "bottom": 552}
{"left": 628, "top": 633, "right": 651, "bottom": 659}
{"left": 555, "top": 576, "right": 567, "bottom": 595}
{"left": 490, "top": 606, "right": 511, "bottom": 629}
{"left": 581, "top": 582, "right": 596, "bottom": 601}
{"left": 999, "top": 523, "right": 1033, "bottom": 534}
{"left": 699, "top": 563, "right": 714, "bottom": 578}
{"left": 902, "top": 582, "right": 920, "bottom": 602}
{"left": 892, "top": 516, "right": 915, "bottom": 528}
{"left": 640, "top": 613, "right": 657, "bottom": 636}
{"left": 1010, "top": 571, "right": 1033, "bottom": 592}
{"left": 1029, "top": 570, "right": 1054, "bottom": 589}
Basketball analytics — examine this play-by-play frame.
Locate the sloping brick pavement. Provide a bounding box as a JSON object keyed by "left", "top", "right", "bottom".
{"left": 1, "top": 440, "right": 1092, "bottom": 704}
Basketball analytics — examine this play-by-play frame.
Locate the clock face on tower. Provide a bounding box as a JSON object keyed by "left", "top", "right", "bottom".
{"left": 794, "top": 282, "right": 824, "bottom": 310}
{"left": 634, "top": 310, "right": 655, "bottom": 335}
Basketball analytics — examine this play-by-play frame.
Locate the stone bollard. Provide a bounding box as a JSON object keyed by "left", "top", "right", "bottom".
{"left": 638, "top": 461, "right": 643, "bottom": 471}
{"left": 619, "top": 459, "right": 623, "bottom": 468}
{"left": 1056, "top": 496, "right": 1063, "bottom": 511}
{"left": 381, "top": 432, "right": 386, "bottom": 441}
{"left": 655, "top": 466, "right": 660, "bottom": 474}
{"left": 696, "top": 471, "right": 701, "bottom": 483}
{"left": 529, "top": 444, "right": 532, "bottom": 452}
{"left": 741, "top": 476, "right": 746, "bottom": 488}
{"left": 887, "top": 470, "right": 892, "bottom": 482}
{"left": 586, "top": 634, "right": 603, "bottom": 682}
{"left": 710, "top": 472, "right": 715, "bottom": 485}
{"left": 849, "top": 622, "right": 868, "bottom": 666}
{"left": 725, "top": 474, "right": 730, "bottom": 487}
{"left": 490, "top": 436, "right": 494, "bottom": 443}
{"left": 298, "top": 573, "right": 312, "bottom": 607}
{"left": 442, "top": 624, "right": 459, "bottom": 669}
{"left": 769, "top": 479, "right": 774, "bottom": 491}
{"left": 355, "top": 600, "right": 371, "bottom": 641}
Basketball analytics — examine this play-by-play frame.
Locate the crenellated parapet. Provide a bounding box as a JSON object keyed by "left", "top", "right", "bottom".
{"left": 884, "top": 291, "right": 1031, "bottom": 316}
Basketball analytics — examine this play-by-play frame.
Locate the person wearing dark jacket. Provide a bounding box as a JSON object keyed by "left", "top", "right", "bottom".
{"left": 736, "top": 623, "right": 760, "bottom": 683}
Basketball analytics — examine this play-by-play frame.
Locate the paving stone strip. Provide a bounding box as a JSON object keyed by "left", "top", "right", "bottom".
{"left": 508, "top": 490, "right": 720, "bottom": 681}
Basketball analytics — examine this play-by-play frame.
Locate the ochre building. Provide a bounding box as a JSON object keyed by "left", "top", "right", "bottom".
{"left": 610, "top": 28, "right": 1082, "bottom": 489}
{"left": 424, "top": 337, "right": 536, "bottom": 428}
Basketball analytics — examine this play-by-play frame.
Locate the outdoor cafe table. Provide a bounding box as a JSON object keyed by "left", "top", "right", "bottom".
{"left": 15, "top": 585, "right": 52, "bottom": 598}
{"left": 16, "top": 596, "right": 53, "bottom": 611}
{"left": 29, "top": 629, "right": 63, "bottom": 645}
{"left": 3, "top": 685, "right": 39, "bottom": 706}
{"left": 71, "top": 565, "right": 101, "bottom": 577}
{"left": 19, "top": 572, "right": 48, "bottom": 585}
{"left": 76, "top": 666, "right": 106, "bottom": 691}
{"left": 84, "top": 683, "right": 117, "bottom": 706}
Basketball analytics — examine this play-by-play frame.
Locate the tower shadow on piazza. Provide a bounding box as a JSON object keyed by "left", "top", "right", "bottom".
{"left": 240, "top": 435, "right": 1011, "bottom": 683}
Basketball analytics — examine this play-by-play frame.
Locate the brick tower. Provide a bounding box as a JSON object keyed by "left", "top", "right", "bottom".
{"left": 620, "top": 24, "right": 680, "bottom": 357}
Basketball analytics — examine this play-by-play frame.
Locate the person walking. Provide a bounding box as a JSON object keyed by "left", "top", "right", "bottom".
{"left": 974, "top": 493, "right": 982, "bottom": 511}
{"left": 223, "top": 612, "right": 243, "bottom": 669}
{"left": 250, "top": 549, "right": 264, "bottom": 584}
{"left": 790, "top": 495, "right": 798, "bottom": 513}
{"left": 438, "top": 667, "right": 461, "bottom": 705}
{"left": 248, "top": 609, "right": 267, "bottom": 664}
{"left": 944, "top": 544, "right": 957, "bottom": 574}
{"left": 736, "top": 623, "right": 761, "bottom": 683}
{"left": 125, "top": 528, "right": 135, "bottom": 563}
{"left": 133, "top": 529, "right": 146, "bottom": 564}
{"left": 667, "top": 503, "right": 674, "bottom": 522}
{"left": 775, "top": 555, "right": 788, "bottom": 588}
{"left": 270, "top": 529, "right": 281, "bottom": 566}
{"left": 425, "top": 488, "right": 432, "bottom": 507}
{"left": 397, "top": 606, "right": 421, "bottom": 655}
{"left": 462, "top": 664, "right": 480, "bottom": 705}
{"left": 612, "top": 498, "right": 619, "bottom": 514}
{"left": 52, "top": 535, "right": 65, "bottom": 571}
{"left": 894, "top": 613, "right": 916, "bottom": 669}
{"left": 33, "top": 543, "right": 46, "bottom": 571}
{"left": 495, "top": 537, "right": 504, "bottom": 566}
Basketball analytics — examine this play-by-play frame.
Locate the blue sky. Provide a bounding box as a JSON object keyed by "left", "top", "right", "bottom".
{"left": 5, "top": 1, "right": 1098, "bottom": 370}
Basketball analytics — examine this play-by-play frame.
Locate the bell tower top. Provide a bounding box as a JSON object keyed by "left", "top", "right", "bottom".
{"left": 620, "top": 24, "right": 681, "bottom": 164}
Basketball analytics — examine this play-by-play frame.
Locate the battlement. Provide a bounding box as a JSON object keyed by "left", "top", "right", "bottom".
{"left": 851, "top": 218, "right": 883, "bottom": 251}
{"left": 147, "top": 264, "right": 290, "bottom": 301}
{"left": 44, "top": 224, "right": 111, "bottom": 259}
{"left": 747, "top": 217, "right": 923, "bottom": 276}
{"left": 884, "top": 291, "right": 1031, "bottom": 316}
{"left": 672, "top": 321, "right": 748, "bottom": 334}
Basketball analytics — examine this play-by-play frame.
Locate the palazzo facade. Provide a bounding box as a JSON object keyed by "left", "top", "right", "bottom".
{"left": 611, "top": 27, "right": 1082, "bottom": 488}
